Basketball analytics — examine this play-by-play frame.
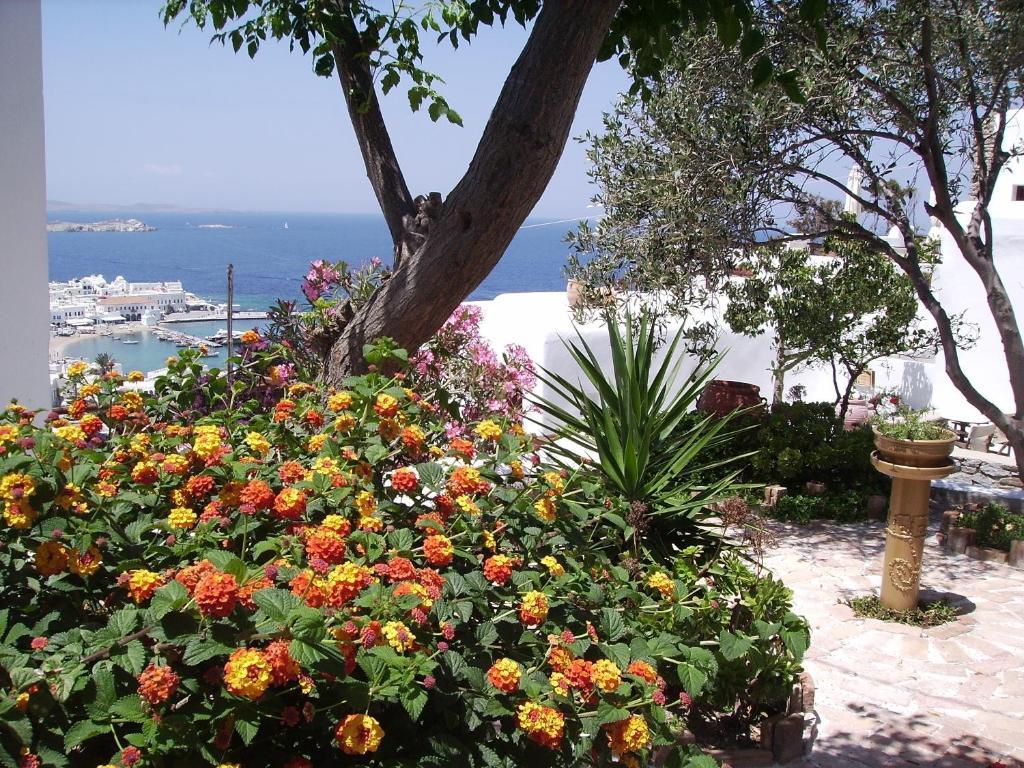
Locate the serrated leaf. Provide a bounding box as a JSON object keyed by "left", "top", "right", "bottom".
{"left": 676, "top": 662, "right": 708, "bottom": 696}
{"left": 108, "top": 694, "right": 144, "bottom": 719}
{"left": 592, "top": 700, "right": 629, "bottom": 727}
{"left": 251, "top": 588, "right": 301, "bottom": 623}
{"left": 599, "top": 608, "right": 625, "bottom": 642}
{"left": 719, "top": 630, "right": 753, "bottom": 661}
{"left": 63, "top": 719, "right": 106, "bottom": 751}
{"left": 400, "top": 687, "right": 428, "bottom": 720}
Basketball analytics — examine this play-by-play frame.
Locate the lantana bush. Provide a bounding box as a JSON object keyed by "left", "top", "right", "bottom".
{"left": 0, "top": 331, "right": 806, "bottom": 768}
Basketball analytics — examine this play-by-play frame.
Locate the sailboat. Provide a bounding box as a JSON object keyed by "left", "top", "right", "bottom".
{"left": 283, "top": 221, "right": 289, "bottom": 230}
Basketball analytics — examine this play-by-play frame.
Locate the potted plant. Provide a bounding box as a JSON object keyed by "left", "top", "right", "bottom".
{"left": 869, "top": 395, "right": 956, "bottom": 468}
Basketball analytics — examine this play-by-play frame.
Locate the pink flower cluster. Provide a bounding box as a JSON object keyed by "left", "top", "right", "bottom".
{"left": 301, "top": 260, "right": 342, "bottom": 303}
{"left": 411, "top": 305, "right": 536, "bottom": 428}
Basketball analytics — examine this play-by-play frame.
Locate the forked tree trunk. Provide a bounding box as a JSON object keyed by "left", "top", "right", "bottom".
{"left": 325, "top": 0, "right": 622, "bottom": 382}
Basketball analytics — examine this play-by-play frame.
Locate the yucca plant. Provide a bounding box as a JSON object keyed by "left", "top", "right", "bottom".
{"left": 532, "top": 311, "right": 753, "bottom": 562}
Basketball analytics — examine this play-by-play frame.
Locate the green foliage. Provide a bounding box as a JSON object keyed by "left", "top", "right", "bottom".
{"left": 847, "top": 595, "right": 959, "bottom": 627}
{"left": 0, "top": 336, "right": 806, "bottom": 766}
{"left": 532, "top": 313, "right": 750, "bottom": 560}
{"left": 958, "top": 503, "right": 1024, "bottom": 552}
{"left": 871, "top": 403, "right": 954, "bottom": 441}
{"left": 770, "top": 491, "right": 869, "bottom": 525}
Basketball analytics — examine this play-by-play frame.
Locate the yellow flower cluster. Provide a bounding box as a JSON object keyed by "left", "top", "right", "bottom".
{"left": 245, "top": 431, "right": 271, "bottom": 456}
{"left": 167, "top": 507, "right": 197, "bottom": 530}
{"left": 327, "top": 391, "right": 353, "bottom": 412}
{"left": 646, "top": 571, "right": 675, "bottom": 599}
{"left": 192, "top": 425, "right": 223, "bottom": 460}
{"left": 335, "top": 713, "right": 384, "bottom": 755}
{"left": 474, "top": 420, "right": 503, "bottom": 441}
{"left": 516, "top": 701, "right": 565, "bottom": 749}
{"left": 382, "top": 621, "right": 415, "bottom": 653}
{"left": 605, "top": 714, "right": 650, "bottom": 756}
{"left": 591, "top": 659, "right": 622, "bottom": 693}
{"left": 533, "top": 497, "right": 556, "bottom": 522}
{"left": 224, "top": 648, "right": 272, "bottom": 700}
{"left": 540, "top": 556, "right": 565, "bottom": 577}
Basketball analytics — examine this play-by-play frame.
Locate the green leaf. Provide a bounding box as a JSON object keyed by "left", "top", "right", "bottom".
{"left": 718, "top": 630, "right": 753, "bottom": 661}
{"left": 235, "top": 712, "right": 260, "bottom": 745}
{"left": 150, "top": 580, "right": 189, "bottom": 619}
{"left": 592, "top": 700, "right": 630, "bottom": 727}
{"left": 400, "top": 687, "right": 428, "bottom": 721}
{"left": 676, "top": 662, "right": 708, "bottom": 696}
{"left": 475, "top": 622, "right": 498, "bottom": 648}
{"left": 251, "top": 588, "right": 301, "bottom": 623}
{"left": 108, "top": 694, "right": 144, "bottom": 720}
{"left": 64, "top": 719, "right": 107, "bottom": 751}
{"left": 599, "top": 608, "right": 625, "bottom": 642}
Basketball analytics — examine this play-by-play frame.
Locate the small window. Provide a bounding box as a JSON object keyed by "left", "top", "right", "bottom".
{"left": 1014, "top": 185, "right": 1024, "bottom": 201}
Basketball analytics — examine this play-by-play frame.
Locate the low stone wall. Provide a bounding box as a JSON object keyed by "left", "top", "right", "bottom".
{"left": 932, "top": 453, "right": 1024, "bottom": 513}
{"left": 946, "top": 455, "right": 1022, "bottom": 490}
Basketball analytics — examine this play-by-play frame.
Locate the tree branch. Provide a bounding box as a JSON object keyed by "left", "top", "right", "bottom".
{"left": 331, "top": 39, "right": 416, "bottom": 260}
{"left": 326, "top": 0, "right": 624, "bottom": 378}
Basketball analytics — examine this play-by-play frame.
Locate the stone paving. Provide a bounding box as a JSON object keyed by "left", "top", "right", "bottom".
{"left": 760, "top": 512, "right": 1024, "bottom": 768}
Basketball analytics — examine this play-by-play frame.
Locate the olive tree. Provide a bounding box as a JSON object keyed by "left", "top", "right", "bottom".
{"left": 569, "top": 0, "right": 1024, "bottom": 475}
{"left": 724, "top": 238, "right": 942, "bottom": 416}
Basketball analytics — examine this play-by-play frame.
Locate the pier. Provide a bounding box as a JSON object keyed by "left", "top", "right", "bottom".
{"left": 160, "top": 310, "right": 267, "bottom": 323}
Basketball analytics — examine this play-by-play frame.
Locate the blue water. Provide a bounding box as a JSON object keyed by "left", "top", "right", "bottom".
{"left": 48, "top": 211, "right": 576, "bottom": 370}
{"left": 47, "top": 211, "right": 574, "bottom": 308}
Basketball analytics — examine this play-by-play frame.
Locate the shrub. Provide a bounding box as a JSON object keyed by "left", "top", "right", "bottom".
{"left": 770, "top": 491, "right": 869, "bottom": 524}
{"left": 410, "top": 304, "right": 536, "bottom": 431}
{"left": 532, "top": 312, "right": 750, "bottom": 562}
{"left": 958, "top": 503, "right": 1024, "bottom": 551}
{"left": 0, "top": 339, "right": 803, "bottom": 768}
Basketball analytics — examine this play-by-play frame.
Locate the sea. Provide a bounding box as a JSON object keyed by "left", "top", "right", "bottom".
{"left": 48, "top": 211, "right": 579, "bottom": 372}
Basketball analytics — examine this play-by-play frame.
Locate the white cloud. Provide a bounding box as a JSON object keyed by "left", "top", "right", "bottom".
{"left": 142, "top": 163, "right": 183, "bottom": 176}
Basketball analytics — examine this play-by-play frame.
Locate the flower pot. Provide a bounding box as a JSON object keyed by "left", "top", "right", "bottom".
{"left": 1009, "top": 540, "right": 1024, "bottom": 569}
{"left": 805, "top": 481, "right": 827, "bottom": 496}
{"left": 697, "top": 380, "right": 767, "bottom": 417}
{"left": 872, "top": 427, "right": 956, "bottom": 468}
{"left": 566, "top": 279, "right": 584, "bottom": 308}
{"left": 946, "top": 526, "right": 975, "bottom": 554}
{"left": 841, "top": 398, "right": 873, "bottom": 430}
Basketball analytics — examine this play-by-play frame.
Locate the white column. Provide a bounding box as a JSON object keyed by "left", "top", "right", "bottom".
{"left": 0, "top": 0, "right": 51, "bottom": 409}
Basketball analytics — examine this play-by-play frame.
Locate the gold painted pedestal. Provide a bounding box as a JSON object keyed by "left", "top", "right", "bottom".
{"left": 870, "top": 451, "right": 957, "bottom": 611}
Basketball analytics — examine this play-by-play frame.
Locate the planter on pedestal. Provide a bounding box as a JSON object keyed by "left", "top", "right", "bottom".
{"left": 871, "top": 427, "right": 957, "bottom": 611}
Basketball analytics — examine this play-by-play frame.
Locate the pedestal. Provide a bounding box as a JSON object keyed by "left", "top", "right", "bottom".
{"left": 870, "top": 452, "right": 956, "bottom": 611}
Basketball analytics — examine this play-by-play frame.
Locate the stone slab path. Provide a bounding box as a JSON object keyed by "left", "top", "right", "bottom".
{"left": 760, "top": 514, "right": 1024, "bottom": 768}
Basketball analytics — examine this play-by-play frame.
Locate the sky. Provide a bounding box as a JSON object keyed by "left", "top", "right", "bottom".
{"left": 41, "top": 1, "right": 631, "bottom": 217}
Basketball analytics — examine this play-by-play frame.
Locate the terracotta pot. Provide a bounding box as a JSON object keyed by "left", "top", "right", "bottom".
{"left": 872, "top": 427, "right": 956, "bottom": 468}
{"left": 946, "top": 526, "right": 976, "bottom": 554}
{"left": 566, "top": 279, "right": 583, "bottom": 308}
{"left": 697, "top": 380, "right": 767, "bottom": 417}
{"left": 841, "top": 398, "right": 873, "bottom": 430}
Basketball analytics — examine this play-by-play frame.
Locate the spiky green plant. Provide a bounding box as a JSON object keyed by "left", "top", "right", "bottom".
{"left": 532, "top": 312, "right": 753, "bottom": 561}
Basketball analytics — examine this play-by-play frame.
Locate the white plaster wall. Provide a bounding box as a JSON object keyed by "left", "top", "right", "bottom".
{"left": 0, "top": 0, "right": 51, "bottom": 409}
{"left": 473, "top": 291, "right": 912, "bottom": 430}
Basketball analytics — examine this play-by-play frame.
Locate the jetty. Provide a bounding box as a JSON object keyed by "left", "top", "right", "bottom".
{"left": 160, "top": 310, "right": 267, "bottom": 323}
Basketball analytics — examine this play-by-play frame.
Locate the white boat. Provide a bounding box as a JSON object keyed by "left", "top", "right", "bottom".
{"left": 122, "top": 339, "right": 139, "bottom": 345}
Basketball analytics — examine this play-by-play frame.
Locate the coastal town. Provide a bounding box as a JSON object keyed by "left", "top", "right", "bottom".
{"left": 46, "top": 217, "right": 156, "bottom": 232}
{"left": 48, "top": 274, "right": 267, "bottom": 395}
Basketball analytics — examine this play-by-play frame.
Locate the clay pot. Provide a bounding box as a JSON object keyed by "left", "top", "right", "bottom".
{"left": 872, "top": 427, "right": 956, "bottom": 468}
{"left": 841, "top": 398, "right": 873, "bottom": 430}
{"left": 697, "top": 380, "right": 767, "bottom": 417}
{"left": 566, "top": 279, "right": 583, "bottom": 308}
{"left": 1009, "top": 540, "right": 1024, "bottom": 569}
{"left": 946, "top": 526, "right": 976, "bottom": 554}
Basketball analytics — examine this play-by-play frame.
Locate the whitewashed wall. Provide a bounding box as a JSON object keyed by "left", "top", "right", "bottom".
{"left": 0, "top": 0, "right": 51, "bottom": 409}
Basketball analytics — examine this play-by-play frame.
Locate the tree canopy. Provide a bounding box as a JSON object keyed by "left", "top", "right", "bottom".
{"left": 161, "top": 0, "right": 825, "bottom": 381}
{"left": 568, "top": 0, "right": 1024, "bottom": 474}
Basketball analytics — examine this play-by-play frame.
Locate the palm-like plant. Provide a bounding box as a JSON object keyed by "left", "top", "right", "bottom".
{"left": 532, "top": 312, "right": 751, "bottom": 561}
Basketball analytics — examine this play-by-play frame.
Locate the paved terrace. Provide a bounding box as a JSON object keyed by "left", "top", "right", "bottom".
{"left": 760, "top": 513, "right": 1024, "bottom": 767}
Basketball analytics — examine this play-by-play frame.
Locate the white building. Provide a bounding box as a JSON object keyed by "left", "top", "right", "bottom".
{"left": 0, "top": 0, "right": 50, "bottom": 409}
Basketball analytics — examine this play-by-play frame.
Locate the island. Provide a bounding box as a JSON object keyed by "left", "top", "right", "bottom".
{"left": 47, "top": 218, "right": 156, "bottom": 233}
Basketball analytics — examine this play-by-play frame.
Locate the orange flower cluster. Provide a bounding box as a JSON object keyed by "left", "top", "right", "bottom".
{"left": 516, "top": 701, "right": 565, "bottom": 749}
{"left": 194, "top": 571, "right": 240, "bottom": 618}
{"left": 137, "top": 664, "right": 180, "bottom": 706}
{"left": 519, "top": 590, "right": 549, "bottom": 626}
{"left": 486, "top": 658, "right": 521, "bottom": 693}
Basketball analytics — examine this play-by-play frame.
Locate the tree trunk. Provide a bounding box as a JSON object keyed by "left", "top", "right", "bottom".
{"left": 772, "top": 342, "right": 786, "bottom": 405}
{"left": 325, "top": 0, "right": 623, "bottom": 382}
{"left": 836, "top": 364, "right": 861, "bottom": 426}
